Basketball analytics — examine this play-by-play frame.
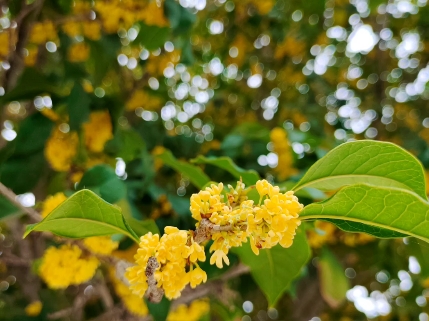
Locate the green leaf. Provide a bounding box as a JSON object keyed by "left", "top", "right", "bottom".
{"left": 156, "top": 150, "right": 210, "bottom": 189}
{"left": 24, "top": 189, "right": 139, "bottom": 242}
{"left": 233, "top": 228, "right": 311, "bottom": 306}
{"left": 77, "top": 165, "right": 126, "bottom": 203}
{"left": 300, "top": 184, "right": 429, "bottom": 242}
{"left": 191, "top": 155, "right": 260, "bottom": 186}
{"left": 293, "top": 141, "right": 427, "bottom": 200}
{"left": 104, "top": 129, "right": 145, "bottom": 162}
{"left": 0, "top": 195, "right": 23, "bottom": 221}
{"left": 318, "top": 247, "right": 349, "bottom": 308}
{"left": 146, "top": 296, "right": 170, "bottom": 321}
{"left": 67, "top": 82, "right": 91, "bottom": 131}
{"left": 135, "top": 23, "right": 170, "bottom": 50}
{"left": 0, "top": 68, "right": 61, "bottom": 103}
{"left": 116, "top": 198, "right": 159, "bottom": 236}
{"left": 164, "top": 0, "right": 196, "bottom": 34}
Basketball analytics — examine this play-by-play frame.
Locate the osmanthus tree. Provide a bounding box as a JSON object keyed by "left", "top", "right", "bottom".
{"left": 2, "top": 0, "right": 429, "bottom": 320}
{"left": 19, "top": 140, "right": 429, "bottom": 320}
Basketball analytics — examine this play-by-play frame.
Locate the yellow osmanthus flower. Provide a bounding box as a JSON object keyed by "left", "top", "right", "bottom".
{"left": 82, "top": 21, "right": 101, "bottom": 40}
{"left": 125, "top": 227, "right": 207, "bottom": 300}
{"left": 191, "top": 180, "right": 303, "bottom": 266}
{"left": 139, "top": 1, "right": 169, "bottom": 27}
{"left": 307, "top": 221, "right": 337, "bottom": 248}
{"left": 25, "top": 301, "right": 43, "bottom": 317}
{"left": 39, "top": 245, "right": 99, "bottom": 289}
{"left": 45, "top": 127, "right": 78, "bottom": 171}
{"left": 62, "top": 21, "right": 81, "bottom": 37}
{"left": 270, "top": 127, "right": 297, "bottom": 181}
{"left": 29, "top": 21, "right": 57, "bottom": 44}
{"left": 0, "top": 32, "right": 10, "bottom": 58}
{"left": 83, "top": 110, "right": 113, "bottom": 153}
{"left": 167, "top": 299, "right": 210, "bottom": 321}
{"left": 275, "top": 36, "right": 306, "bottom": 59}
{"left": 341, "top": 232, "right": 375, "bottom": 247}
{"left": 126, "top": 90, "right": 163, "bottom": 111}
{"left": 68, "top": 42, "right": 90, "bottom": 62}
{"left": 146, "top": 51, "right": 181, "bottom": 76}
{"left": 41, "top": 192, "right": 67, "bottom": 218}
{"left": 24, "top": 46, "right": 38, "bottom": 66}
{"left": 109, "top": 268, "right": 149, "bottom": 316}
{"left": 152, "top": 145, "right": 166, "bottom": 171}
{"left": 83, "top": 236, "right": 119, "bottom": 255}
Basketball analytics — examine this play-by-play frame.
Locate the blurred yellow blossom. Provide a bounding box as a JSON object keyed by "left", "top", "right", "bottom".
{"left": 25, "top": 301, "right": 43, "bottom": 317}
{"left": 0, "top": 32, "right": 10, "bottom": 58}
{"left": 68, "top": 42, "right": 90, "bottom": 62}
{"left": 83, "top": 236, "right": 119, "bottom": 255}
{"left": 270, "top": 127, "right": 297, "bottom": 180}
{"left": 83, "top": 21, "right": 101, "bottom": 40}
{"left": 167, "top": 299, "right": 210, "bottom": 321}
{"left": 83, "top": 110, "right": 113, "bottom": 153}
{"left": 41, "top": 192, "right": 67, "bottom": 218}
{"left": 45, "top": 127, "right": 78, "bottom": 171}
{"left": 39, "top": 245, "right": 99, "bottom": 289}
{"left": 29, "top": 21, "right": 57, "bottom": 44}
{"left": 126, "top": 90, "right": 163, "bottom": 111}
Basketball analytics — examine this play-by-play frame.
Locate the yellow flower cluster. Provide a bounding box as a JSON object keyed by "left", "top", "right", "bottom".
{"left": 191, "top": 180, "right": 303, "bottom": 267}
{"left": 29, "top": 21, "right": 57, "bottom": 45}
{"left": 67, "top": 42, "right": 90, "bottom": 62}
{"left": 39, "top": 245, "right": 99, "bottom": 289}
{"left": 83, "top": 110, "right": 113, "bottom": 152}
{"left": 109, "top": 268, "right": 149, "bottom": 316}
{"left": 125, "top": 227, "right": 207, "bottom": 300}
{"left": 63, "top": 21, "right": 101, "bottom": 40}
{"left": 0, "top": 32, "right": 10, "bottom": 58}
{"left": 95, "top": 0, "right": 168, "bottom": 34}
{"left": 25, "top": 301, "right": 43, "bottom": 317}
{"left": 126, "top": 90, "right": 163, "bottom": 111}
{"left": 167, "top": 299, "right": 210, "bottom": 321}
{"left": 83, "top": 236, "right": 119, "bottom": 255}
{"left": 45, "top": 127, "right": 79, "bottom": 171}
{"left": 270, "top": 127, "right": 297, "bottom": 181}
{"left": 41, "top": 192, "right": 67, "bottom": 218}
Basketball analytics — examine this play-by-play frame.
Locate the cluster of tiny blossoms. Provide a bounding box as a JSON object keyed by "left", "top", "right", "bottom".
{"left": 191, "top": 179, "right": 303, "bottom": 267}
{"left": 125, "top": 227, "right": 206, "bottom": 300}
{"left": 126, "top": 179, "right": 303, "bottom": 300}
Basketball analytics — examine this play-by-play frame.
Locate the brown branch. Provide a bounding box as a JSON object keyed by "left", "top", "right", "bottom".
{"left": 47, "top": 287, "right": 95, "bottom": 320}
{"left": 145, "top": 257, "right": 164, "bottom": 303}
{"left": 171, "top": 263, "right": 250, "bottom": 308}
{"left": 3, "top": 0, "right": 45, "bottom": 91}
{"left": 0, "top": 182, "right": 41, "bottom": 221}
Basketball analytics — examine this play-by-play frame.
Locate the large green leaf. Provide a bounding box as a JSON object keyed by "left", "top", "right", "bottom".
{"left": 191, "top": 155, "right": 260, "bottom": 186}
{"left": 318, "top": 247, "right": 349, "bottom": 308}
{"left": 24, "top": 189, "right": 139, "bottom": 242}
{"left": 156, "top": 150, "right": 210, "bottom": 189}
{"left": 233, "top": 228, "right": 311, "bottom": 306}
{"left": 300, "top": 184, "right": 429, "bottom": 242}
{"left": 293, "top": 141, "right": 427, "bottom": 200}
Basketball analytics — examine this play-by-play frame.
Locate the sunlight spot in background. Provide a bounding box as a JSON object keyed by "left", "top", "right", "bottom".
{"left": 347, "top": 285, "right": 391, "bottom": 318}
{"left": 16, "top": 193, "right": 35, "bottom": 207}
{"left": 409, "top": 256, "right": 421, "bottom": 274}
{"left": 347, "top": 25, "right": 379, "bottom": 54}
{"left": 247, "top": 74, "right": 262, "bottom": 88}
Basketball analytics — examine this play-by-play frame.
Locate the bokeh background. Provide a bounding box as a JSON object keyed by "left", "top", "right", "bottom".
{"left": 2, "top": 0, "right": 429, "bottom": 320}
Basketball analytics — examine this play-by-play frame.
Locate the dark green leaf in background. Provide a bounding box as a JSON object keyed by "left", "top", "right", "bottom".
{"left": 67, "top": 82, "right": 91, "bottom": 131}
